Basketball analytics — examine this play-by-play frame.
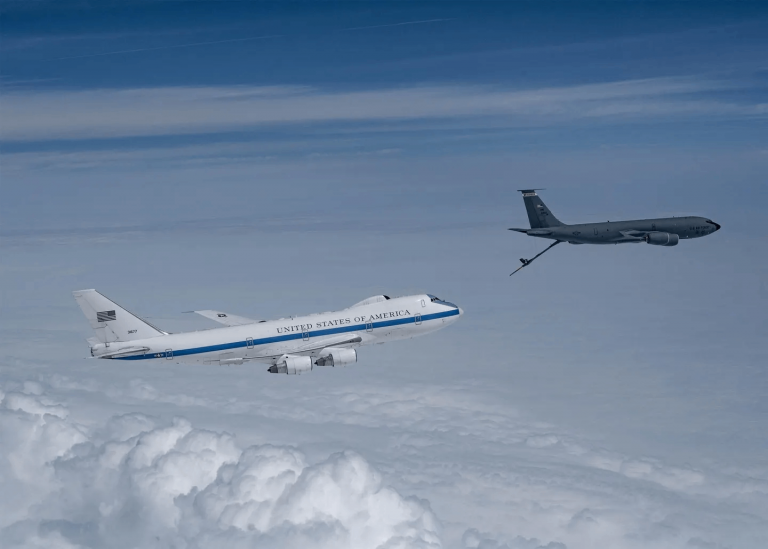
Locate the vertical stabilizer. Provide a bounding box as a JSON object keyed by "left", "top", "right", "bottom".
{"left": 518, "top": 189, "right": 563, "bottom": 228}
{"left": 72, "top": 289, "right": 165, "bottom": 343}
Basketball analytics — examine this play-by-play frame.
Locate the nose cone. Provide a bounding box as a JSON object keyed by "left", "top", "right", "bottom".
{"left": 706, "top": 219, "right": 721, "bottom": 231}
{"left": 458, "top": 307, "right": 464, "bottom": 316}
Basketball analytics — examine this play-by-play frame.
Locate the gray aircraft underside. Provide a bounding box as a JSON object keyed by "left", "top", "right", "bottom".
{"left": 509, "top": 190, "right": 720, "bottom": 246}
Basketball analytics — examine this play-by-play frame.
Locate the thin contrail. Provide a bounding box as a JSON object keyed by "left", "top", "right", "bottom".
{"left": 343, "top": 18, "right": 456, "bottom": 31}
{"left": 57, "top": 34, "right": 283, "bottom": 60}
{"left": 56, "top": 18, "right": 455, "bottom": 60}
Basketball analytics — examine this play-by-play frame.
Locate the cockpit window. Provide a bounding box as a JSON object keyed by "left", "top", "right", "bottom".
{"left": 427, "top": 294, "right": 458, "bottom": 309}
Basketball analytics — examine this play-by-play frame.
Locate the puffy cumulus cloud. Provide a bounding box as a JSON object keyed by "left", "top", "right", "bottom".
{"left": 258, "top": 385, "right": 768, "bottom": 549}
{"left": 5, "top": 372, "right": 768, "bottom": 549}
{"left": 0, "top": 384, "right": 88, "bottom": 528}
{"left": 0, "top": 384, "right": 441, "bottom": 549}
{"left": 178, "top": 448, "right": 440, "bottom": 549}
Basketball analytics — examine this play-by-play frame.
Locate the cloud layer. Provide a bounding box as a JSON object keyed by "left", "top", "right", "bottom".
{"left": 3, "top": 363, "right": 768, "bottom": 549}
{"left": 1, "top": 78, "right": 762, "bottom": 141}
{"left": 0, "top": 382, "right": 440, "bottom": 549}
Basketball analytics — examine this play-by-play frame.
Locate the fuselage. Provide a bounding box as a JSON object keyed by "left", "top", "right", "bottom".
{"left": 529, "top": 216, "right": 720, "bottom": 244}
{"left": 89, "top": 294, "right": 462, "bottom": 365}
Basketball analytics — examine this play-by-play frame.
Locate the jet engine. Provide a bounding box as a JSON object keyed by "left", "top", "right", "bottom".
{"left": 644, "top": 232, "right": 679, "bottom": 246}
{"left": 315, "top": 348, "right": 357, "bottom": 367}
{"left": 268, "top": 355, "right": 312, "bottom": 375}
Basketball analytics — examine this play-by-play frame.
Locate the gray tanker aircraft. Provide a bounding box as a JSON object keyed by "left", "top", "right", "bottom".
{"left": 509, "top": 190, "right": 720, "bottom": 275}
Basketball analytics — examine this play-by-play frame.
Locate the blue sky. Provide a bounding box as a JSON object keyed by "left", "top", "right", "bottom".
{"left": 1, "top": 2, "right": 767, "bottom": 549}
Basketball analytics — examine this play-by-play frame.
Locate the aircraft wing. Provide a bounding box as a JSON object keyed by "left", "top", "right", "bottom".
{"left": 247, "top": 333, "right": 364, "bottom": 364}
{"left": 193, "top": 310, "right": 260, "bottom": 326}
{"left": 618, "top": 230, "right": 647, "bottom": 242}
{"left": 294, "top": 333, "right": 363, "bottom": 353}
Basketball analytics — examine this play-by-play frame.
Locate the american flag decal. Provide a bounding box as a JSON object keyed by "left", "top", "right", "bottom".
{"left": 97, "top": 310, "right": 116, "bottom": 322}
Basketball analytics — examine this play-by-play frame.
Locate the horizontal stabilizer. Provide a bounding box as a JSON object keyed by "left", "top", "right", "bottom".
{"left": 192, "top": 310, "right": 260, "bottom": 326}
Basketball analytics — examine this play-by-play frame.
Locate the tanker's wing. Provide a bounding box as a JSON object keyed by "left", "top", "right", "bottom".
{"left": 192, "top": 310, "right": 261, "bottom": 326}
{"left": 618, "top": 229, "right": 648, "bottom": 242}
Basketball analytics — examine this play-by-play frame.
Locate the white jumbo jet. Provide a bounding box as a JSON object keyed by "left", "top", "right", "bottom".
{"left": 73, "top": 290, "right": 463, "bottom": 374}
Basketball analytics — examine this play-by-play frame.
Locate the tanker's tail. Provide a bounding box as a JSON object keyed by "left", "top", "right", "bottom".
{"left": 518, "top": 189, "right": 563, "bottom": 229}
{"left": 72, "top": 289, "right": 166, "bottom": 343}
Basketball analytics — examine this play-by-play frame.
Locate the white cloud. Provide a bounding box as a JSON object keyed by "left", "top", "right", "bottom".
{"left": 0, "top": 382, "right": 441, "bottom": 549}
{"left": 0, "top": 78, "right": 759, "bottom": 141}
{"left": 3, "top": 368, "right": 768, "bottom": 549}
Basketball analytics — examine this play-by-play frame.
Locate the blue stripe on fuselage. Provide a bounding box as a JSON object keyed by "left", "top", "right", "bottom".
{"left": 114, "top": 308, "right": 459, "bottom": 360}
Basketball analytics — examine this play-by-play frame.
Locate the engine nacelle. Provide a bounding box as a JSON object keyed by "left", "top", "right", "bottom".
{"left": 645, "top": 232, "right": 679, "bottom": 246}
{"left": 315, "top": 348, "right": 357, "bottom": 367}
{"left": 268, "top": 355, "right": 313, "bottom": 375}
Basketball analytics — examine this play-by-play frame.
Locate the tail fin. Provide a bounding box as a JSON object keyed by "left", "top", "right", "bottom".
{"left": 518, "top": 189, "right": 563, "bottom": 228}
{"left": 72, "top": 289, "right": 165, "bottom": 343}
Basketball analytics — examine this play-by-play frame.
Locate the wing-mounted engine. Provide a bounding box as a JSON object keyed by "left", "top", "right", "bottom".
{"left": 268, "top": 354, "right": 312, "bottom": 375}
{"left": 645, "top": 232, "right": 679, "bottom": 246}
{"left": 314, "top": 347, "right": 357, "bottom": 367}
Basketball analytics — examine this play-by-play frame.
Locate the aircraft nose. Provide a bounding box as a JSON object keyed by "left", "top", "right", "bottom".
{"left": 706, "top": 219, "right": 721, "bottom": 231}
